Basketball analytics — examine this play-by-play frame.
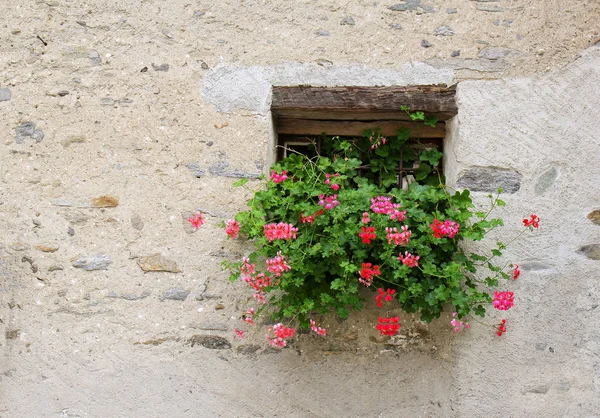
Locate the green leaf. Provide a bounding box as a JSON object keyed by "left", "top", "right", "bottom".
{"left": 232, "top": 178, "right": 249, "bottom": 187}
{"left": 330, "top": 278, "right": 345, "bottom": 290}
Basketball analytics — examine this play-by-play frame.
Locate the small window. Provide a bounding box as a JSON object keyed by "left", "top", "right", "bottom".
{"left": 270, "top": 85, "right": 457, "bottom": 188}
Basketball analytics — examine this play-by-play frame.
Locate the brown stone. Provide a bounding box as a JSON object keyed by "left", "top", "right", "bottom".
{"left": 35, "top": 244, "right": 59, "bottom": 253}
{"left": 5, "top": 329, "right": 20, "bottom": 340}
{"left": 91, "top": 195, "right": 119, "bottom": 208}
{"left": 587, "top": 210, "right": 600, "bottom": 226}
{"left": 578, "top": 244, "right": 600, "bottom": 260}
{"left": 137, "top": 253, "right": 181, "bottom": 273}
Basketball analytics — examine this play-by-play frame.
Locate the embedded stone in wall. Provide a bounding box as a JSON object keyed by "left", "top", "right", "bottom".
{"left": 0, "top": 88, "right": 11, "bottom": 102}
{"left": 456, "top": 167, "right": 521, "bottom": 193}
{"left": 435, "top": 26, "right": 455, "bottom": 36}
{"left": 107, "top": 290, "right": 150, "bottom": 301}
{"left": 587, "top": 210, "right": 600, "bottom": 226}
{"left": 73, "top": 254, "right": 113, "bottom": 271}
{"left": 15, "top": 121, "right": 44, "bottom": 143}
{"left": 159, "top": 287, "right": 190, "bottom": 301}
{"left": 389, "top": 0, "right": 434, "bottom": 13}
{"left": 534, "top": 166, "right": 558, "bottom": 195}
{"left": 137, "top": 253, "right": 181, "bottom": 273}
{"left": 188, "top": 335, "right": 231, "bottom": 349}
{"left": 578, "top": 244, "right": 600, "bottom": 260}
{"left": 35, "top": 244, "right": 59, "bottom": 253}
{"left": 131, "top": 213, "right": 144, "bottom": 231}
{"left": 91, "top": 195, "right": 119, "bottom": 208}
{"left": 341, "top": 16, "right": 355, "bottom": 26}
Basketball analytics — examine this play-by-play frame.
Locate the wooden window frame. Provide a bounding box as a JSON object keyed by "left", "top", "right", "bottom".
{"left": 269, "top": 85, "right": 457, "bottom": 187}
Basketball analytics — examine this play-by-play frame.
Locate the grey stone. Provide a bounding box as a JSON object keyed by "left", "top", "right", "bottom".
{"left": 15, "top": 121, "right": 44, "bottom": 144}
{"left": 587, "top": 210, "right": 600, "bottom": 226}
{"left": 108, "top": 290, "right": 151, "bottom": 301}
{"left": 578, "top": 244, "right": 600, "bottom": 260}
{"left": 197, "top": 322, "right": 228, "bottom": 331}
{"left": 0, "top": 88, "right": 11, "bottom": 102}
{"left": 446, "top": 8, "right": 458, "bottom": 14}
{"left": 67, "top": 226, "right": 75, "bottom": 236}
{"left": 456, "top": 166, "right": 521, "bottom": 194}
{"left": 100, "top": 98, "right": 116, "bottom": 106}
{"left": 502, "top": 19, "right": 514, "bottom": 26}
{"left": 73, "top": 254, "right": 112, "bottom": 271}
{"left": 421, "top": 39, "right": 432, "bottom": 48}
{"left": 341, "top": 16, "right": 355, "bottom": 26}
{"left": 493, "top": 19, "right": 500, "bottom": 26}
{"left": 200, "top": 61, "right": 209, "bottom": 70}
{"left": 188, "top": 335, "right": 231, "bottom": 349}
{"left": 315, "top": 30, "right": 330, "bottom": 36}
{"left": 389, "top": 23, "right": 403, "bottom": 29}
{"left": 477, "top": 5, "right": 503, "bottom": 12}
{"left": 208, "top": 161, "right": 261, "bottom": 178}
{"left": 193, "top": 11, "right": 205, "bottom": 17}
{"left": 159, "top": 287, "right": 190, "bottom": 301}
{"left": 185, "top": 162, "right": 206, "bottom": 178}
{"left": 389, "top": 0, "right": 434, "bottom": 13}
{"left": 534, "top": 166, "right": 558, "bottom": 195}
{"left": 435, "top": 26, "right": 455, "bottom": 36}
{"left": 57, "top": 90, "right": 69, "bottom": 97}
{"left": 88, "top": 50, "right": 101, "bottom": 66}
{"left": 237, "top": 344, "right": 261, "bottom": 354}
{"left": 523, "top": 384, "right": 550, "bottom": 394}
{"left": 152, "top": 63, "right": 170, "bottom": 72}
{"left": 451, "top": 50, "right": 461, "bottom": 57}
{"left": 316, "top": 59, "right": 333, "bottom": 67}
{"left": 48, "top": 265, "right": 64, "bottom": 272}
{"left": 131, "top": 213, "right": 144, "bottom": 231}
{"left": 478, "top": 47, "right": 524, "bottom": 60}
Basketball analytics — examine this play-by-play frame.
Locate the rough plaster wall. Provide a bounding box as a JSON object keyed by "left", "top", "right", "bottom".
{"left": 445, "top": 45, "right": 600, "bottom": 416}
{"left": 0, "top": 1, "right": 599, "bottom": 417}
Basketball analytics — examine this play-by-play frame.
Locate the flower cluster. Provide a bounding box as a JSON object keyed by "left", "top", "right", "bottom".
{"left": 359, "top": 262, "right": 381, "bottom": 287}
{"left": 243, "top": 273, "right": 272, "bottom": 301}
{"left": 451, "top": 312, "right": 470, "bottom": 333}
{"left": 497, "top": 319, "right": 507, "bottom": 336}
{"left": 300, "top": 209, "right": 324, "bottom": 224}
{"left": 324, "top": 173, "right": 340, "bottom": 191}
{"left": 188, "top": 213, "right": 204, "bottom": 229}
{"left": 375, "top": 288, "right": 396, "bottom": 307}
{"left": 430, "top": 219, "right": 460, "bottom": 239}
{"left": 361, "top": 212, "right": 371, "bottom": 224}
{"left": 266, "top": 251, "right": 291, "bottom": 276}
{"left": 513, "top": 264, "right": 520, "bottom": 280}
{"left": 318, "top": 193, "right": 340, "bottom": 210}
{"left": 368, "top": 134, "right": 387, "bottom": 150}
{"left": 310, "top": 319, "right": 327, "bottom": 336}
{"left": 234, "top": 329, "right": 245, "bottom": 339}
{"left": 385, "top": 226, "right": 412, "bottom": 245}
{"left": 358, "top": 226, "right": 377, "bottom": 244}
{"left": 225, "top": 219, "right": 240, "bottom": 239}
{"left": 264, "top": 222, "right": 298, "bottom": 241}
{"left": 397, "top": 251, "right": 419, "bottom": 268}
{"left": 270, "top": 170, "right": 288, "bottom": 183}
{"left": 493, "top": 291, "right": 515, "bottom": 311}
{"left": 376, "top": 317, "right": 400, "bottom": 336}
{"left": 523, "top": 214, "right": 540, "bottom": 229}
{"left": 370, "top": 196, "right": 405, "bottom": 221}
{"left": 243, "top": 308, "right": 256, "bottom": 325}
{"left": 266, "top": 323, "right": 296, "bottom": 348}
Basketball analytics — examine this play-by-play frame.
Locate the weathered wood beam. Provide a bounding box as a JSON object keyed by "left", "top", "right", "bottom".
{"left": 271, "top": 86, "right": 457, "bottom": 120}
{"left": 276, "top": 118, "right": 445, "bottom": 138}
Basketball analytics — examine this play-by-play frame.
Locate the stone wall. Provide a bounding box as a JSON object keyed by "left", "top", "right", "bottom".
{"left": 1, "top": 1, "right": 599, "bottom": 417}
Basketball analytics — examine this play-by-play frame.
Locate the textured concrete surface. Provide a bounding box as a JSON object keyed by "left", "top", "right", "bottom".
{"left": 1, "top": 1, "right": 599, "bottom": 417}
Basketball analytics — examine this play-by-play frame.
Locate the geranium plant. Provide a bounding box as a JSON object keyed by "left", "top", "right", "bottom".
{"left": 216, "top": 109, "right": 538, "bottom": 345}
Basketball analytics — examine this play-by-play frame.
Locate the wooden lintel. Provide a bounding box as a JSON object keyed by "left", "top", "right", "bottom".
{"left": 276, "top": 118, "right": 445, "bottom": 138}
{"left": 271, "top": 86, "right": 457, "bottom": 121}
